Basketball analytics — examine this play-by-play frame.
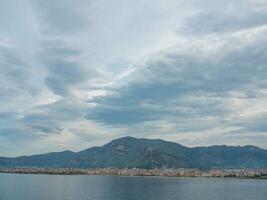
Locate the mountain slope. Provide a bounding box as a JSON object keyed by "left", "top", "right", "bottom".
{"left": 1, "top": 137, "right": 267, "bottom": 169}
{"left": 75, "top": 137, "right": 197, "bottom": 168}
{"left": 0, "top": 150, "right": 77, "bottom": 168}
{"left": 191, "top": 145, "right": 267, "bottom": 169}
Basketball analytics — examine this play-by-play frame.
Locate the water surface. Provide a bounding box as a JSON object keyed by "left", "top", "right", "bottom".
{"left": 0, "top": 173, "right": 266, "bottom": 200}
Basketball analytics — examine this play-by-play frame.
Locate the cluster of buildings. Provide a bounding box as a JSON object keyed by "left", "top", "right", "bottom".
{"left": 81, "top": 168, "right": 203, "bottom": 177}
{"left": 0, "top": 167, "right": 267, "bottom": 178}
{"left": 206, "top": 169, "right": 267, "bottom": 178}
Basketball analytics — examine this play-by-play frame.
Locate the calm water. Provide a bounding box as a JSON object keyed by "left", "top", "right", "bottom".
{"left": 0, "top": 174, "right": 267, "bottom": 200}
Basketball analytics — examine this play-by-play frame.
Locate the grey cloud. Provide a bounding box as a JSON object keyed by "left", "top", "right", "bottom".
{"left": 124, "top": 39, "right": 267, "bottom": 99}
{"left": 22, "top": 114, "right": 63, "bottom": 134}
{"left": 0, "top": 99, "right": 88, "bottom": 141}
{"left": 0, "top": 46, "right": 39, "bottom": 102}
{"left": 33, "top": 0, "right": 91, "bottom": 34}
{"left": 232, "top": 114, "right": 267, "bottom": 133}
{"left": 0, "top": 47, "right": 29, "bottom": 84}
{"left": 1, "top": 0, "right": 267, "bottom": 155}
{"left": 178, "top": 0, "right": 267, "bottom": 36}
{"left": 0, "top": 98, "right": 88, "bottom": 141}
{"left": 87, "top": 104, "right": 160, "bottom": 125}
{"left": 183, "top": 11, "right": 267, "bottom": 35}
{"left": 0, "top": 128, "right": 37, "bottom": 141}
{"left": 0, "top": 113, "right": 43, "bottom": 142}
{"left": 44, "top": 60, "right": 88, "bottom": 96}
{"left": 20, "top": 99, "right": 88, "bottom": 135}
{"left": 39, "top": 40, "right": 97, "bottom": 96}
{"left": 87, "top": 31, "right": 267, "bottom": 130}
{"left": 0, "top": 112, "right": 16, "bottom": 119}
{"left": 37, "top": 100, "right": 87, "bottom": 120}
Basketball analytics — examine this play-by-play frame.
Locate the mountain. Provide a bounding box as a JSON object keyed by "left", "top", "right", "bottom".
{"left": 1, "top": 137, "right": 267, "bottom": 169}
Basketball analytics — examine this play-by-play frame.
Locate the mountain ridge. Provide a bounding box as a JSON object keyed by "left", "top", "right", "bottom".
{"left": 1, "top": 136, "right": 267, "bottom": 169}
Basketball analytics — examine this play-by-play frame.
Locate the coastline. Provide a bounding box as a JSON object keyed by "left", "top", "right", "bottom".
{"left": 1, "top": 167, "right": 267, "bottom": 179}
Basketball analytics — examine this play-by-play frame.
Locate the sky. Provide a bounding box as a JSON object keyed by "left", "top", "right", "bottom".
{"left": 1, "top": 0, "right": 267, "bottom": 156}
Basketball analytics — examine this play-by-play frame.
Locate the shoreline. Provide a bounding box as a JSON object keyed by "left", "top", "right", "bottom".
{"left": 1, "top": 173, "right": 267, "bottom": 180}
{"left": 1, "top": 168, "right": 267, "bottom": 179}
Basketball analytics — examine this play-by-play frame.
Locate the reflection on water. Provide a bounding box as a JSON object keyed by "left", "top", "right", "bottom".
{"left": 0, "top": 174, "right": 267, "bottom": 200}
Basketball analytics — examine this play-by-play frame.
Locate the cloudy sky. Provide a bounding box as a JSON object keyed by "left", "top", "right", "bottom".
{"left": 1, "top": 0, "right": 267, "bottom": 156}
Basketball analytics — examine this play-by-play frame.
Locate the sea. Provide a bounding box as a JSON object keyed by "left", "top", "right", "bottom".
{"left": 0, "top": 173, "right": 266, "bottom": 200}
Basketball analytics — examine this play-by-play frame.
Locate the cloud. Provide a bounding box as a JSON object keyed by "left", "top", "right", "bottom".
{"left": 39, "top": 39, "right": 97, "bottom": 97}
{"left": 33, "top": 0, "right": 91, "bottom": 34}
{"left": 1, "top": 0, "right": 267, "bottom": 156}
{"left": 231, "top": 113, "right": 267, "bottom": 133}
{"left": 0, "top": 45, "right": 42, "bottom": 110}
{"left": 87, "top": 27, "right": 267, "bottom": 130}
{"left": 0, "top": 46, "right": 30, "bottom": 95}
{"left": 183, "top": 10, "right": 267, "bottom": 35}
{"left": 22, "top": 114, "right": 62, "bottom": 134}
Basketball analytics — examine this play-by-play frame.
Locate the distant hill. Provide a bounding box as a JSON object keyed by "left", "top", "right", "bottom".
{"left": 1, "top": 137, "right": 267, "bottom": 169}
